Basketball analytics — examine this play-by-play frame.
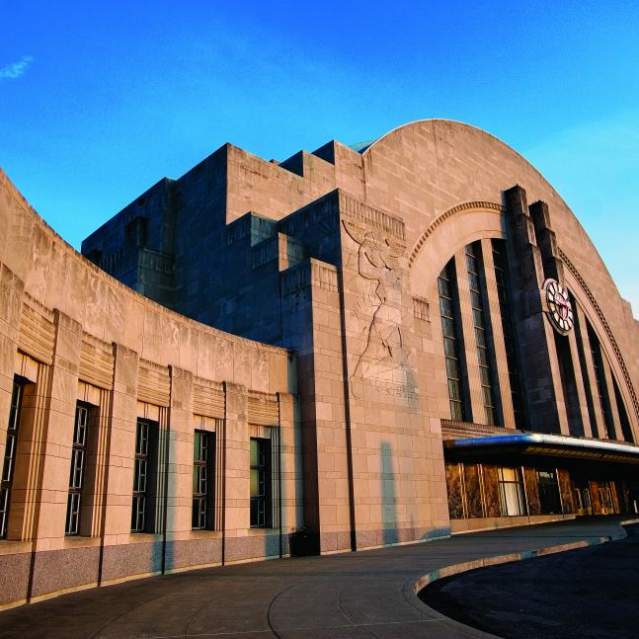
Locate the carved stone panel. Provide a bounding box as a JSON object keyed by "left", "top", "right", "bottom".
{"left": 445, "top": 463, "right": 464, "bottom": 519}
{"left": 482, "top": 465, "right": 501, "bottom": 517}
{"left": 463, "top": 463, "right": 483, "bottom": 518}
{"left": 341, "top": 217, "right": 415, "bottom": 401}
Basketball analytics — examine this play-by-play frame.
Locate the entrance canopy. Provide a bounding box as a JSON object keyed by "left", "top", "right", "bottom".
{"left": 445, "top": 433, "right": 639, "bottom": 465}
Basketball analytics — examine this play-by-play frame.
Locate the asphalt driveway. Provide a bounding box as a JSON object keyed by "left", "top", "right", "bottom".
{"left": 422, "top": 523, "right": 639, "bottom": 639}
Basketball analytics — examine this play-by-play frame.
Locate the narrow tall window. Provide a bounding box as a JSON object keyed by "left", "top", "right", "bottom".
{"left": 438, "top": 258, "right": 470, "bottom": 421}
{"left": 65, "top": 403, "right": 90, "bottom": 535}
{"left": 497, "top": 467, "right": 526, "bottom": 516}
{"left": 587, "top": 323, "right": 616, "bottom": 440}
{"left": 1, "top": 380, "right": 23, "bottom": 539}
{"left": 612, "top": 378, "right": 634, "bottom": 443}
{"left": 466, "top": 242, "right": 501, "bottom": 426}
{"left": 250, "top": 438, "right": 271, "bottom": 528}
{"left": 571, "top": 295, "right": 599, "bottom": 438}
{"left": 131, "top": 419, "right": 157, "bottom": 533}
{"left": 193, "top": 430, "right": 215, "bottom": 530}
{"left": 492, "top": 240, "right": 525, "bottom": 428}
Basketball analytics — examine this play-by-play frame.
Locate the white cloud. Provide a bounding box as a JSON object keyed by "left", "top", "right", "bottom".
{"left": 0, "top": 55, "right": 34, "bottom": 80}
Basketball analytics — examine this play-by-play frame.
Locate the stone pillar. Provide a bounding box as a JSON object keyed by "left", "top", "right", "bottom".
{"left": 165, "top": 366, "right": 193, "bottom": 544}
{"left": 279, "top": 261, "right": 320, "bottom": 546}
{"left": 8, "top": 360, "right": 50, "bottom": 541}
{"left": 214, "top": 416, "right": 225, "bottom": 533}
{"left": 566, "top": 327, "right": 594, "bottom": 438}
{"left": 277, "top": 392, "right": 303, "bottom": 549}
{"left": 0, "top": 265, "right": 24, "bottom": 466}
{"left": 102, "top": 344, "right": 139, "bottom": 541}
{"left": 30, "top": 310, "right": 83, "bottom": 546}
{"left": 454, "top": 248, "right": 484, "bottom": 424}
{"left": 529, "top": 201, "right": 563, "bottom": 282}
{"left": 9, "top": 311, "right": 82, "bottom": 544}
{"left": 280, "top": 257, "right": 351, "bottom": 554}
{"left": 309, "top": 260, "right": 352, "bottom": 553}
{"left": 530, "top": 200, "right": 573, "bottom": 436}
{"left": 481, "top": 238, "right": 516, "bottom": 428}
{"left": 81, "top": 385, "right": 112, "bottom": 537}
{"left": 222, "top": 382, "right": 249, "bottom": 561}
{"left": 503, "top": 186, "right": 567, "bottom": 434}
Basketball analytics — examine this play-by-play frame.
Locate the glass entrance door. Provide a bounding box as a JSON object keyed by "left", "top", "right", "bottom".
{"left": 538, "top": 470, "right": 562, "bottom": 514}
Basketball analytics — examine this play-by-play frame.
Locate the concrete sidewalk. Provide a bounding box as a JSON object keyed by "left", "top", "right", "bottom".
{"left": 0, "top": 518, "right": 630, "bottom": 639}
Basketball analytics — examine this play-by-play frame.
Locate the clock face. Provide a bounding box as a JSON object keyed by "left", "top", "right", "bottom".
{"left": 543, "top": 279, "right": 574, "bottom": 335}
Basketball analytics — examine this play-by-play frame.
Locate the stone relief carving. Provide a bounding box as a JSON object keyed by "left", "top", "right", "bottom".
{"left": 342, "top": 220, "right": 410, "bottom": 392}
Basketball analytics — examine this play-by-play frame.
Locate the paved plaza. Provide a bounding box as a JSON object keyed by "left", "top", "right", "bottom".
{"left": 0, "top": 518, "right": 631, "bottom": 639}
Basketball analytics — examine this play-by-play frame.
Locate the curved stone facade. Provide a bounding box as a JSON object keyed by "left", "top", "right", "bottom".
{"left": 0, "top": 171, "right": 297, "bottom": 608}
{"left": 1, "top": 119, "right": 638, "bottom": 608}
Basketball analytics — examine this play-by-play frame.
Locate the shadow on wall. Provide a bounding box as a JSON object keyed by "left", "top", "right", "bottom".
{"left": 380, "top": 441, "right": 450, "bottom": 546}
{"left": 381, "top": 441, "right": 399, "bottom": 546}
{"left": 158, "top": 428, "right": 177, "bottom": 575}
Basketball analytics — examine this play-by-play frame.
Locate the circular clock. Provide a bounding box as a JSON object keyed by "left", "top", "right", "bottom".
{"left": 543, "top": 278, "right": 574, "bottom": 335}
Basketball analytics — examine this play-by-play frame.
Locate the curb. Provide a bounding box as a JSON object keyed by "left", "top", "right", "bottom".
{"left": 413, "top": 535, "right": 615, "bottom": 595}
{"left": 413, "top": 521, "right": 634, "bottom": 638}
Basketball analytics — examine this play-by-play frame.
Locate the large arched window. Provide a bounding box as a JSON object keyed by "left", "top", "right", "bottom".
{"left": 435, "top": 235, "right": 635, "bottom": 441}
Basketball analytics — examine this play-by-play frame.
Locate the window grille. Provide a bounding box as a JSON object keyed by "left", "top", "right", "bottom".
{"left": 250, "top": 437, "right": 271, "bottom": 528}
{"left": 192, "top": 430, "right": 215, "bottom": 530}
{"left": 1, "top": 380, "right": 23, "bottom": 538}
{"left": 65, "top": 404, "right": 90, "bottom": 535}
{"left": 466, "top": 242, "right": 501, "bottom": 426}
{"left": 438, "top": 259, "right": 469, "bottom": 421}
{"left": 131, "top": 419, "right": 157, "bottom": 533}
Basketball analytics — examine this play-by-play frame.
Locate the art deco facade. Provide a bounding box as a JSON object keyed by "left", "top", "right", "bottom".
{"left": 1, "top": 120, "right": 638, "bottom": 608}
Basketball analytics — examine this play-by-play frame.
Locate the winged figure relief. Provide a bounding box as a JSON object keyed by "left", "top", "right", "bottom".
{"left": 342, "top": 221, "right": 406, "bottom": 382}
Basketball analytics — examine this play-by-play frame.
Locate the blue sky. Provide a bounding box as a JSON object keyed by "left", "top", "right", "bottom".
{"left": 1, "top": 1, "right": 638, "bottom": 313}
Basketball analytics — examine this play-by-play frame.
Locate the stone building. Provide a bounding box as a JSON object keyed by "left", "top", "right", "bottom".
{"left": 1, "top": 119, "right": 638, "bottom": 608}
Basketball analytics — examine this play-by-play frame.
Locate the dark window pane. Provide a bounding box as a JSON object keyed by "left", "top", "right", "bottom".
{"left": 448, "top": 379, "right": 461, "bottom": 401}
{"left": 443, "top": 337, "right": 456, "bottom": 357}
{"left": 66, "top": 403, "right": 91, "bottom": 535}
{"left": 445, "top": 358, "right": 459, "bottom": 380}
{"left": 1, "top": 381, "right": 24, "bottom": 538}
{"left": 450, "top": 401, "right": 463, "bottom": 421}
{"left": 192, "top": 430, "right": 215, "bottom": 530}
{"left": 131, "top": 419, "right": 157, "bottom": 533}
{"left": 250, "top": 438, "right": 271, "bottom": 528}
{"left": 442, "top": 317, "right": 455, "bottom": 338}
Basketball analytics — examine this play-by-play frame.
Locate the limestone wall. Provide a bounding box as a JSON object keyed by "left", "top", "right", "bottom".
{"left": 0, "top": 170, "right": 300, "bottom": 608}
